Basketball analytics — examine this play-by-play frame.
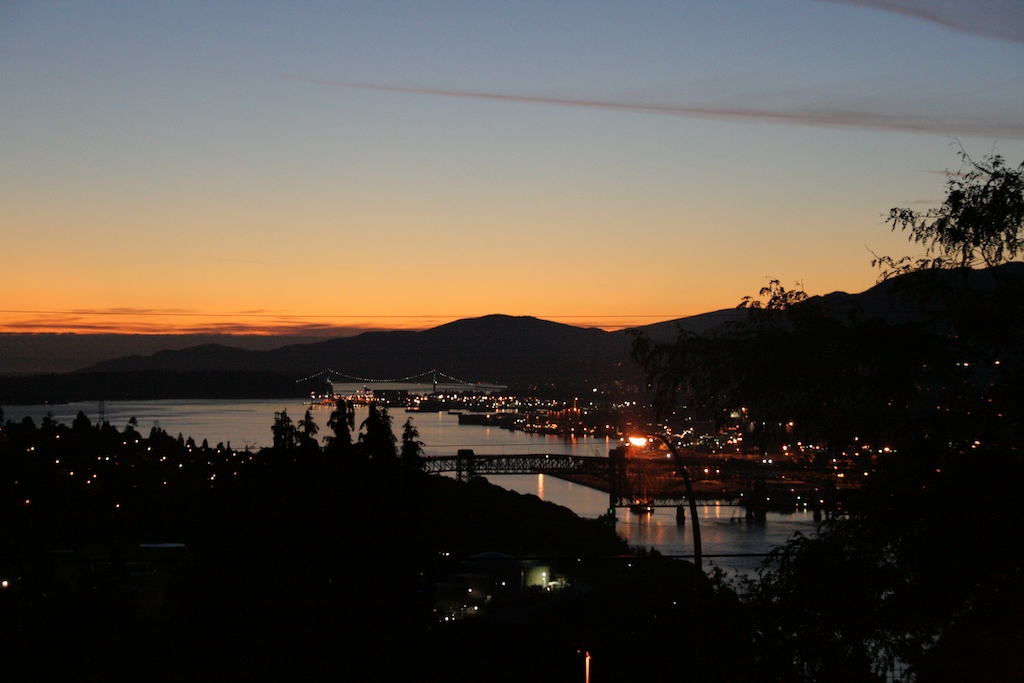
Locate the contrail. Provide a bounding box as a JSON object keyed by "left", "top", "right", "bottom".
{"left": 267, "top": 71, "right": 1024, "bottom": 139}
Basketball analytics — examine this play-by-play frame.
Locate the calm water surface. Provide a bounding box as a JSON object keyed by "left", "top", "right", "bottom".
{"left": 4, "top": 399, "right": 611, "bottom": 455}
{"left": 4, "top": 399, "right": 819, "bottom": 576}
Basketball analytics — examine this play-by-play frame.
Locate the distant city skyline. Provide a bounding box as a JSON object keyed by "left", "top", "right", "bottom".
{"left": 2, "top": 1, "right": 1023, "bottom": 336}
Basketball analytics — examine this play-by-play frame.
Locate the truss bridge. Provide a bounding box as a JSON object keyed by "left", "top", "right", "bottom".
{"left": 422, "top": 452, "right": 609, "bottom": 480}
{"left": 421, "top": 451, "right": 694, "bottom": 509}
{"left": 421, "top": 449, "right": 847, "bottom": 515}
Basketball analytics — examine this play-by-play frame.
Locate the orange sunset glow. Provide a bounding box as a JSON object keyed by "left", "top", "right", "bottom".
{"left": 0, "top": 308, "right": 687, "bottom": 336}
{"left": 2, "top": 2, "right": 1022, "bottom": 343}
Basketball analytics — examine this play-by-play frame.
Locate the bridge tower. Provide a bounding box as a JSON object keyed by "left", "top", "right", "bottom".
{"left": 456, "top": 449, "right": 476, "bottom": 481}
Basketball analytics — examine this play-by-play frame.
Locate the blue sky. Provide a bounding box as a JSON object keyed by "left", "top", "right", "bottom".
{"left": 2, "top": 0, "right": 1022, "bottom": 336}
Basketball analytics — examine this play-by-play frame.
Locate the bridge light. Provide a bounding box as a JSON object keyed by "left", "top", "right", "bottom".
{"left": 627, "top": 436, "right": 648, "bottom": 448}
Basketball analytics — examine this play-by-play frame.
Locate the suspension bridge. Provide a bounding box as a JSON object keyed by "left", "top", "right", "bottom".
{"left": 295, "top": 368, "right": 508, "bottom": 393}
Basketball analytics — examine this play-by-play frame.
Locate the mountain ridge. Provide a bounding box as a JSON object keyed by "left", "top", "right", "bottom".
{"left": 76, "top": 314, "right": 635, "bottom": 391}
{"left": 74, "top": 263, "right": 1024, "bottom": 382}
{"left": 4, "top": 264, "right": 1021, "bottom": 403}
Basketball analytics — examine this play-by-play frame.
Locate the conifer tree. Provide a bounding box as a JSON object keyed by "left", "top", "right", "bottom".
{"left": 359, "top": 403, "right": 397, "bottom": 459}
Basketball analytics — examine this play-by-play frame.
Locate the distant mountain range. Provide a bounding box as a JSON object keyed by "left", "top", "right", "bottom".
{"left": 78, "top": 263, "right": 1024, "bottom": 382}
{"left": 78, "top": 314, "right": 641, "bottom": 392}
{"left": 2, "top": 263, "right": 1021, "bottom": 404}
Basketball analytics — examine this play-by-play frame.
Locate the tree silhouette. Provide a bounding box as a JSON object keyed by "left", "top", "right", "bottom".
{"left": 738, "top": 278, "right": 808, "bottom": 312}
{"left": 878, "top": 147, "right": 1024, "bottom": 275}
{"left": 359, "top": 403, "right": 397, "bottom": 459}
{"left": 631, "top": 278, "right": 925, "bottom": 456}
{"left": 297, "top": 408, "right": 319, "bottom": 451}
{"left": 873, "top": 148, "right": 1024, "bottom": 454}
{"left": 759, "top": 151, "right": 1023, "bottom": 680}
{"left": 400, "top": 417, "right": 424, "bottom": 466}
{"left": 271, "top": 409, "right": 298, "bottom": 450}
{"left": 325, "top": 400, "right": 355, "bottom": 454}
{"left": 632, "top": 147, "right": 1024, "bottom": 680}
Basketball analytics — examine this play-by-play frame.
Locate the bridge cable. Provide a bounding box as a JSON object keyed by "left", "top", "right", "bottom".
{"left": 295, "top": 368, "right": 487, "bottom": 386}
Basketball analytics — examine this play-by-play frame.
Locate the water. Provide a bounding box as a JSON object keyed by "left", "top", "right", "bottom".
{"left": 498, "top": 474, "right": 818, "bottom": 580}
{"left": 3, "top": 398, "right": 298, "bottom": 451}
{"left": 3, "top": 399, "right": 612, "bottom": 455}
{"left": 2, "top": 399, "right": 819, "bottom": 577}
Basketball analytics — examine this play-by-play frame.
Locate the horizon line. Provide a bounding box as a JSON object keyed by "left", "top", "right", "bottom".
{"left": 0, "top": 310, "right": 749, "bottom": 337}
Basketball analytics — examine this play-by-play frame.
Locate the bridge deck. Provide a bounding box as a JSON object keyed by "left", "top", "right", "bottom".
{"left": 421, "top": 453, "right": 850, "bottom": 510}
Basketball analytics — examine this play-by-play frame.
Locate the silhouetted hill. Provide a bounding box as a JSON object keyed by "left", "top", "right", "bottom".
{"left": 640, "top": 262, "right": 1024, "bottom": 342}
{"left": 77, "top": 315, "right": 639, "bottom": 394}
{"left": 0, "top": 333, "right": 331, "bottom": 375}
{"left": 94, "top": 343, "right": 265, "bottom": 372}
{"left": 811, "top": 261, "right": 1024, "bottom": 321}
{"left": 73, "top": 265, "right": 1024, "bottom": 381}
{"left": 5, "top": 265, "right": 1019, "bottom": 403}
{"left": 635, "top": 308, "right": 748, "bottom": 344}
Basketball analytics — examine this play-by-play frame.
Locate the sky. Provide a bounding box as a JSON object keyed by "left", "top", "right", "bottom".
{"left": 2, "top": 0, "right": 1023, "bottom": 338}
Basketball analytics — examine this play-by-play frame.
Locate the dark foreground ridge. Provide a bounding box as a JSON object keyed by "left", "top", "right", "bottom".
{"left": 4, "top": 411, "right": 1023, "bottom": 681}
{"left": 0, "top": 414, "right": 758, "bottom": 682}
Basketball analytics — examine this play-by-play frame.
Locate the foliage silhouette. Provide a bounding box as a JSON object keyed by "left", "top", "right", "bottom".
{"left": 632, "top": 147, "right": 1024, "bottom": 680}
{"left": 271, "top": 408, "right": 297, "bottom": 450}
{"left": 400, "top": 416, "right": 424, "bottom": 465}
{"left": 877, "top": 146, "right": 1024, "bottom": 275}
{"left": 358, "top": 403, "right": 398, "bottom": 459}
{"left": 324, "top": 399, "right": 355, "bottom": 454}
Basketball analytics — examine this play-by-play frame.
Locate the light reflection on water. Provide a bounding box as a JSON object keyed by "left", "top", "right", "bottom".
{"left": 4, "top": 399, "right": 819, "bottom": 574}
{"left": 497, "top": 473, "right": 820, "bottom": 579}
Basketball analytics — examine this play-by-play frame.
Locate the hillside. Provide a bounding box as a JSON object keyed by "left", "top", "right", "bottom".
{"left": 4, "top": 264, "right": 1021, "bottom": 404}
{"left": 74, "top": 314, "right": 636, "bottom": 391}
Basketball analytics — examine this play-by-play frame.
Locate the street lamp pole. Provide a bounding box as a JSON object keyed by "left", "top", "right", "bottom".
{"left": 655, "top": 434, "right": 702, "bottom": 573}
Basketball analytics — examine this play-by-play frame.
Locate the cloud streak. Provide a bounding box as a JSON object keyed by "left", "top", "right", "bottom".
{"left": 267, "top": 72, "right": 1024, "bottom": 140}
{"left": 823, "top": 0, "right": 1024, "bottom": 44}
{"left": 0, "top": 308, "right": 685, "bottom": 336}
{"left": 0, "top": 308, "right": 401, "bottom": 336}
